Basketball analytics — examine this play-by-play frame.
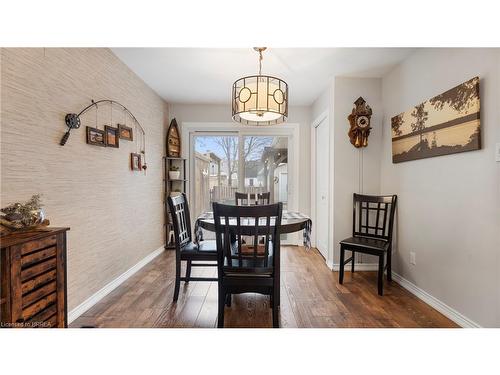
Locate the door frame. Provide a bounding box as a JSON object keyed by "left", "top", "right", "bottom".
{"left": 182, "top": 121, "right": 301, "bottom": 245}
{"left": 311, "top": 111, "right": 334, "bottom": 268}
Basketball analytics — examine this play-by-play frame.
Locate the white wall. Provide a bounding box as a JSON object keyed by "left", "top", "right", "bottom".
{"left": 312, "top": 86, "right": 333, "bottom": 122}
{"left": 380, "top": 48, "right": 500, "bottom": 327}
{"left": 311, "top": 78, "right": 383, "bottom": 266}
{"left": 333, "top": 77, "right": 383, "bottom": 265}
{"left": 169, "top": 103, "right": 312, "bottom": 216}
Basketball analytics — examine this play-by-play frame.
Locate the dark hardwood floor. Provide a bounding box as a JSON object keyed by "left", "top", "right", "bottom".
{"left": 70, "top": 246, "right": 458, "bottom": 328}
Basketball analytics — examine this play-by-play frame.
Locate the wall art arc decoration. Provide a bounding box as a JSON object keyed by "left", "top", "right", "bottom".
{"left": 60, "top": 99, "right": 147, "bottom": 171}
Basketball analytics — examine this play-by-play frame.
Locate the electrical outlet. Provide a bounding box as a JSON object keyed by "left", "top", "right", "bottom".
{"left": 410, "top": 251, "right": 416, "bottom": 266}
{"left": 495, "top": 143, "right": 500, "bottom": 162}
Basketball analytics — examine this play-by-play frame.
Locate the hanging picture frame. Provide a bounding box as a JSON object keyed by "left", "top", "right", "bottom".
{"left": 118, "top": 124, "right": 134, "bottom": 141}
{"left": 130, "top": 153, "right": 142, "bottom": 171}
{"left": 105, "top": 125, "right": 119, "bottom": 148}
{"left": 86, "top": 126, "right": 106, "bottom": 147}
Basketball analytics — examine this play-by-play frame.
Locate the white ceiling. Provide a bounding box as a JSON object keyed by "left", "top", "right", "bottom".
{"left": 112, "top": 48, "right": 415, "bottom": 106}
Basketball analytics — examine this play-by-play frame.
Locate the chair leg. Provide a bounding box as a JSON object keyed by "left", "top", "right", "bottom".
{"left": 351, "top": 251, "right": 355, "bottom": 273}
{"left": 272, "top": 287, "right": 279, "bottom": 328}
{"left": 225, "top": 293, "right": 231, "bottom": 307}
{"left": 378, "top": 254, "right": 384, "bottom": 296}
{"left": 217, "top": 286, "right": 225, "bottom": 328}
{"left": 173, "top": 257, "right": 181, "bottom": 302}
{"left": 339, "top": 247, "right": 345, "bottom": 284}
{"left": 186, "top": 260, "right": 192, "bottom": 282}
{"left": 387, "top": 248, "right": 392, "bottom": 282}
{"left": 276, "top": 286, "right": 280, "bottom": 307}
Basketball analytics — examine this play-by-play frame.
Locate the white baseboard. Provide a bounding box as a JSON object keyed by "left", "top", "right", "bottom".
{"left": 331, "top": 263, "right": 379, "bottom": 271}
{"left": 68, "top": 246, "right": 165, "bottom": 324}
{"left": 325, "top": 258, "right": 481, "bottom": 328}
{"left": 391, "top": 272, "right": 481, "bottom": 328}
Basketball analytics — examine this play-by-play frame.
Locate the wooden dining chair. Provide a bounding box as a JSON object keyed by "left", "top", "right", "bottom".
{"left": 235, "top": 191, "right": 271, "bottom": 205}
{"left": 213, "top": 202, "right": 283, "bottom": 328}
{"left": 339, "top": 194, "right": 397, "bottom": 295}
{"left": 167, "top": 193, "right": 218, "bottom": 302}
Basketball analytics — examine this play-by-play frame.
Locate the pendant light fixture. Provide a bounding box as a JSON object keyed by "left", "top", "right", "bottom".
{"left": 232, "top": 47, "right": 288, "bottom": 125}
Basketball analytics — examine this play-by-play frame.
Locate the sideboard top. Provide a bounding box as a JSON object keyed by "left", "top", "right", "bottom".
{"left": 0, "top": 227, "right": 70, "bottom": 248}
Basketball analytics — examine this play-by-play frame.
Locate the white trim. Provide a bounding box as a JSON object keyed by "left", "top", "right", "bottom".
{"left": 68, "top": 246, "right": 164, "bottom": 324}
{"left": 311, "top": 111, "right": 331, "bottom": 263}
{"left": 330, "top": 263, "right": 379, "bottom": 271}
{"left": 312, "top": 110, "right": 328, "bottom": 129}
{"left": 392, "top": 272, "right": 482, "bottom": 328}
{"left": 327, "top": 264, "right": 481, "bottom": 327}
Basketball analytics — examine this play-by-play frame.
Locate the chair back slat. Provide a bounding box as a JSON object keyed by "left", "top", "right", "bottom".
{"left": 253, "top": 215, "right": 259, "bottom": 265}
{"left": 352, "top": 194, "right": 397, "bottom": 241}
{"left": 167, "top": 193, "right": 193, "bottom": 250}
{"left": 235, "top": 192, "right": 271, "bottom": 206}
{"left": 236, "top": 215, "right": 243, "bottom": 267}
{"left": 213, "top": 202, "right": 282, "bottom": 273}
{"left": 375, "top": 202, "right": 381, "bottom": 236}
{"left": 223, "top": 214, "right": 231, "bottom": 266}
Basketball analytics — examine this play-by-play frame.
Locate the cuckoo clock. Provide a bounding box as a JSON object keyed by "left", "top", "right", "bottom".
{"left": 166, "top": 118, "right": 181, "bottom": 157}
{"left": 347, "top": 97, "right": 372, "bottom": 148}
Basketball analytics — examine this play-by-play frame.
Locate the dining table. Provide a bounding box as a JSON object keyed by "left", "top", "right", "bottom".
{"left": 194, "top": 210, "right": 312, "bottom": 249}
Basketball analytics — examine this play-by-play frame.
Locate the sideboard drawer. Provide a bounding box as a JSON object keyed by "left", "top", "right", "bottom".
{"left": 18, "top": 235, "right": 57, "bottom": 256}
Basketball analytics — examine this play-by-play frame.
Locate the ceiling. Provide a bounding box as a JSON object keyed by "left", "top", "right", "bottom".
{"left": 112, "top": 48, "right": 415, "bottom": 106}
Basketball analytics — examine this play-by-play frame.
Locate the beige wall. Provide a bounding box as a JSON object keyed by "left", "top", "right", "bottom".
{"left": 380, "top": 48, "right": 500, "bottom": 327}
{"left": 1, "top": 48, "right": 168, "bottom": 311}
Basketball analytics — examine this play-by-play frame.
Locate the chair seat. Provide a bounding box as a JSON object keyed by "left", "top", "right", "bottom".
{"left": 180, "top": 240, "right": 217, "bottom": 261}
{"left": 181, "top": 240, "right": 217, "bottom": 253}
{"left": 339, "top": 236, "right": 389, "bottom": 252}
{"left": 223, "top": 241, "right": 274, "bottom": 276}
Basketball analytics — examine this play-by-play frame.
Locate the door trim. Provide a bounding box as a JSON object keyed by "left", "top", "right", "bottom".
{"left": 311, "top": 111, "right": 333, "bottom": 266}
{"left": 182, "top": 122, "right": 300, "bottom": 245}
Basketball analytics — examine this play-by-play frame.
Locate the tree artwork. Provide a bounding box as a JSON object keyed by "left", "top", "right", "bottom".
{"left": 410, "top": 103, "right": 429, "bottom": 147}
{"left": 391, "top": 113, "right": 404, "bottom": 136}
{"left": 429, "top": 78, "right": 480, "bottom": 113}
{"left": 390, "top": 77, "right": 480, "bottom": 163}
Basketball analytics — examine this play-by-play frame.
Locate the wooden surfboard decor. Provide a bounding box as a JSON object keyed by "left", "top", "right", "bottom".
{"left": 167, "top": 118, "right": 181, "bottom": 157}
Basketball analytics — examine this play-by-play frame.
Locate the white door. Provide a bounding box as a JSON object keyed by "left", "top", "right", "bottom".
{"left": 278, "top": 172, "right": 288, "bottom": 203}
{"left": 315, "top": 118, "right": 329, "bottom": 259}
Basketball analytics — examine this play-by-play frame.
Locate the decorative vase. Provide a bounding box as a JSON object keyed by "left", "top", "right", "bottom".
{"left": 27, "top": 208, "right": 46, "bottom": 227}
{"left": 169, "top": 171, "right": 181, "bottom": 180}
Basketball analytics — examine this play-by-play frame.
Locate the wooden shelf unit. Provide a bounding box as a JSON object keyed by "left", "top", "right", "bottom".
{"left": 163, "top": 157, "right": 188, "bottom": 249}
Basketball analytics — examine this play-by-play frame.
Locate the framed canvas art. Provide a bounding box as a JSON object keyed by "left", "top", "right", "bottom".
{"left": 391, "top": 77, "right": 480, "bottom": 163}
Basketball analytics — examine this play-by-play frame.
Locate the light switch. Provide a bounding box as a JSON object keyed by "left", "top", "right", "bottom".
{"left": 496, "top": 143, "right": 500, "bottom": 162}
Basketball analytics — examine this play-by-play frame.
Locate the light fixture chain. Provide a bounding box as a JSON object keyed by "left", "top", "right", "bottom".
{"left": 258, "top": 49, "right": 263, "bottom": 75}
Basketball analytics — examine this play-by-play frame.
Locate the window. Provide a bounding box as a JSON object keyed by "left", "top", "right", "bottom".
{"left": 188, "top": 125, "right": 296, "bottom": 244}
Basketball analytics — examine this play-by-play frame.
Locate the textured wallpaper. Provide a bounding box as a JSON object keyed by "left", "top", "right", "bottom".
{"left": 1, "top": 48, "right": 168, "bottom": 311}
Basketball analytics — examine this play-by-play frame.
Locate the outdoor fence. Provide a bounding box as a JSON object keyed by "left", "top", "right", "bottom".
{"left": 210, "top": 185, "right": 265, "bottom": 204}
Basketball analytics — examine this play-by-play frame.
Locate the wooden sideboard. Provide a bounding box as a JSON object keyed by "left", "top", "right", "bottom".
{"left": 1, "top": 227, "right": 69, "bottom": 328}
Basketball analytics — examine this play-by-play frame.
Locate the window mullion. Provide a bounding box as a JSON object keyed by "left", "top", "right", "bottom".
{"left": 238, "top": 133, "right": 245, "bottom": 191}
